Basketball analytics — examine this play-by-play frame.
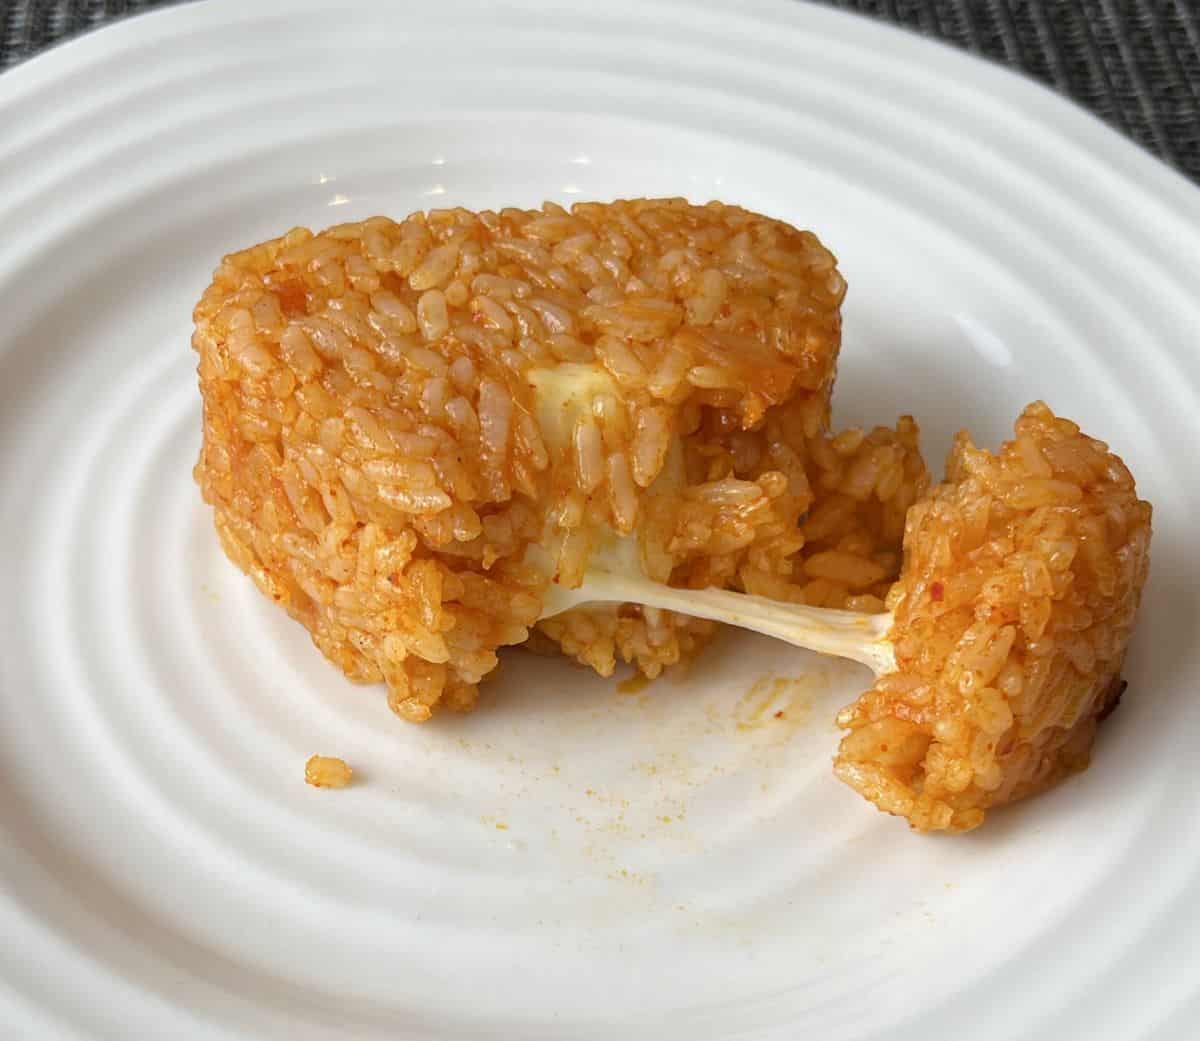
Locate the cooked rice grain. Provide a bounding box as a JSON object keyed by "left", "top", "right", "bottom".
{"left": 304, "top": 755, "right": 353, "bottom": 789}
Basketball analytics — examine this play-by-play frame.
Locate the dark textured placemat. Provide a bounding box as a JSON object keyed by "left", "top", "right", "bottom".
{"left": 3, "top": 0, "right": 1198, "bottom": 181}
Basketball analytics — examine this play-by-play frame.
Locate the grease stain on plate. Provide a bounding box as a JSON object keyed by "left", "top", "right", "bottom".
{"left": 734, "top": 669, "right": 828, "bottom": 739}
{"left": 616, "top": 672, "right": 653, "bottom": 695}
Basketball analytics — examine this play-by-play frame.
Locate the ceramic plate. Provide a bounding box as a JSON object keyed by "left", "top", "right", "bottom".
{"left": 2, "top": 2, "right": 1198, "bottom": 1038}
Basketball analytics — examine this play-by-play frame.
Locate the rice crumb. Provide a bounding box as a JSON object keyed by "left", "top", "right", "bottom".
{"left": 305, "top": 755, "right": 354, "bottom": 789}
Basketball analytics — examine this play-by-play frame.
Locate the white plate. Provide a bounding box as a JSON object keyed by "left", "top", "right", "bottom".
{"left": 2, "top": 2, "right": 1198, "bottom": 1038}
